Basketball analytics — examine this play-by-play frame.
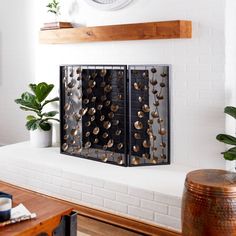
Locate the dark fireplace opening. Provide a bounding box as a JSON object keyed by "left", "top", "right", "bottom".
{"left": 60, "top": 65, "right": 170, "bottom": 167}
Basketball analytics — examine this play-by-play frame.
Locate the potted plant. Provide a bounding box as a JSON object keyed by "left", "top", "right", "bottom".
{"left": 216, "top": 106, "right": 236, "bottom": 168}
{"left": 15, "top": 82, "right": 59, "bottom": 147}
{"left": 46, "top": 0, "right": 60, "bottom": 22}
{"left": 42, "top": 0, "right": 72, "bottom": 30}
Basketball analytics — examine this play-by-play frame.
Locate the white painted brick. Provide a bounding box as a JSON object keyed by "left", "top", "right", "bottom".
{"left": 28, "top": 179, "right": 43, "bottom": 189}
{"left": 155, "top": 213, "right": 181, "bottom": 230}
{"left": 36, "top": 173, "right": 53, "bottom": 184}
{"left": 93, "top": 187, "right": 116, "bottom": 200}
{"left": 141, "top": 200, "right": 168, "bottom": 215}
{"left": 83, "top": 176, "right": 104, "bottom": 187}
{"left": 128, "top": 206, "right": 154, "bottom": 221}
{"left": 104, "top": 199, "right": 127, "bottom": 214}
{"left": 128, "top": 187, "right": 154, "bottom": 200}
{"left": 82, "top": 193, "right": 104, "bottom": 207}
{"left": 169, "top": 206, "right": 181, "bottom": 218}
{"left": 186, "top": 64, "right": 209, "bottom": 72}
{"left": 60, "top": 187, "right": 82, "bottom": 200}
{"left": 104, "top": 181, "right": 128, "bottom": 194}
{"left": 52, "top": 176, "right": 62, "bottom": 186}
{"left": 116, "top": 193, "right": 140, "bottom": 206}
{"left": 43, "top": 183, "right": 60, "bottom": 194}
{"left": 41, "top": 166, "right": 62, "bottom": 177}
{"left": 154, "top": 193, "right": 181, "bottom": 207}
{"left": 61, "top": 179, "right": 71, "bottom": 188}
{"left": 211, "top": 64, "right": 225, "bottom": 73}
{"left": 21, "top": 169, "right": 35, "bottom": 178}
{"left": 62, "top": 171, "right": 84, "bottom": 182}
{"left": 71, "top": 181, "right": 92, "bottom": 194}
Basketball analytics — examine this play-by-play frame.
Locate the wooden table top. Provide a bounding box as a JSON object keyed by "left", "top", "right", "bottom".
{"left": 0, "top": 181, "right": 73, "bottom": 236}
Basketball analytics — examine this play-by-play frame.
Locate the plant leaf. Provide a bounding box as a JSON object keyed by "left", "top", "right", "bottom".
{"left": 222, "top": 147, "right": 236, "bottom": 161}
{"left": 19, "top": 106, "right": 39, "bottom": 114}
{"left": 216, "top": 134, "right": 236, "bottom": 145}
{"left": 26, "top": 119, "right": 40, "bottom": 131}
{"left": 26, "top": 115, "right": 36, "bottom": 121}
{"left": 39, "top": 122, "right": 51, "bottom": 131}
{"left": 225, "top": 106, "right": 236, "bottom": 119}
{"left": 35, "top": 82, "right": 54, "bottom": 103}
{"left": 48, "top": 9, "right": 57, "bottom": 14}
{"left": 15, "top": 92, "right": 41, "bottom": 110}
{"left": 42, "top": 97, "right": 59, "bottom": 108}
{"left": 29, "top": 84, "right": 37, "bottom": 95}
{"left": 43, "top": 111, "right": 58, "bottom": 117}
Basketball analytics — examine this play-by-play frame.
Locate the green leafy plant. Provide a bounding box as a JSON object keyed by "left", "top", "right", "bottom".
{"left": 46, "top": 0, "right": 61, "bottom": 16}
{"left": 216, "top": 106, "right": 236, "bottom": 160}
{"left": 15, "top": 82, "right": 59, "bottom": 131}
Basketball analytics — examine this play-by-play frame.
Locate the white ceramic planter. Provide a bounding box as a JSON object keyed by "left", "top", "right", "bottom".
{"left": 226, "top": 160, "right": 236, "bottom": 172}
{"left": 30, "top": 128, "right": 52, "bottom": 148}
{"left": 52, "top": 122, "right": 60, "bottom": 146}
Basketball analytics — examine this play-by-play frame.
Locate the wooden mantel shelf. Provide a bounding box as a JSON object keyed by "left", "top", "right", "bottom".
{"left": 39, "top": 20, "right": 192, "bottom": 44}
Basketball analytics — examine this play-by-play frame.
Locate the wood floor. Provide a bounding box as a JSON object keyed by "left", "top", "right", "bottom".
{"left": 77, "top": 215, "right": 145, "bottom": 236}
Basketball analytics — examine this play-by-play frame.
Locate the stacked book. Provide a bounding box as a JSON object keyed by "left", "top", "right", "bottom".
{"left": 41, "top": 22, "right": 73, "bottom": 30}
{"left": 0, "top": 204, "right": 36, "bottom": 227}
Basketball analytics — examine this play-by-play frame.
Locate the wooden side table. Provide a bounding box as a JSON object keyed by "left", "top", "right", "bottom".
{"left": 181, "top": 169, "right": 236, "bottom": 236}
{"left": 0, "top": 181, "right": 76, "bottom": 236}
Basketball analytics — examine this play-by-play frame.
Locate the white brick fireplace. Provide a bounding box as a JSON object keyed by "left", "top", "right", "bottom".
{"left": 0, "top": 142, "right": 190, "bottom": 231}
{"left": 1, "top": 0, "right": 236, "bottom": 233}
{"left": 36, "top": 0, "right": 227, "bottom": 169}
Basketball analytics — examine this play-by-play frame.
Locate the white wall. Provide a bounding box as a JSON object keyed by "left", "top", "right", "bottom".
{"left": 0, "top": 0, "right": 230, "bottom": 169}
{"left": 0, "top": 0, "right": 37, "bottom": 145}
{"left": 36, "top": 0, "right": 226, "bottom": 169}
{"left": 225, "top": 0, "right": 236, "bottom": 170}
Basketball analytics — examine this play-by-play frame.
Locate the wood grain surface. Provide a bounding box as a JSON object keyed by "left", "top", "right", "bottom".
{"left": 39, "top": 20, "right": 192, "bottom": 44}
{"left": 0, "top": 182, "right": 72, "bottom": 236}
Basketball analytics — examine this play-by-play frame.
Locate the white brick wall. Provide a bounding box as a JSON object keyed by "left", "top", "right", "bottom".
{"left": 0, "top": 144, "right": 184, "bottom": 231}
{"left": 104, "top": 199, "right": 127, "bottom": 213}
{"left": 93, "top": 187, "right": 116, "bottom": 200}
{"left": 1, "top": 0, "right": 234, "bottom": 232}
{"left": 155, "top": 213, "right": 181, "bottom": 230}
{"left": 225, "top": 0, "right": 236, "bottom": 171}
{"left": 141, "top": 200, "right": 168, "bottom": 215}
{"left": 33, "top": 0, "right": 227, "bottom": 170}
{"left": 128, "top": 187, "right": 154, "bottom": 200}
{"left": 154, "top": 193, "right": 182, "bottom": 208}
{"left": 128, "top": 206, "right": 154, "bottom": 221}
{"left": 116, "top": 193, "right": 140, "bottom": 207}
{"left": 104, "top": 181, "right": 128, "bottom": 194}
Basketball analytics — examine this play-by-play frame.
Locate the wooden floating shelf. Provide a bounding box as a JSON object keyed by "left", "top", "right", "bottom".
{"left": 39, "top": 20, "right": 192, "bottom": 44}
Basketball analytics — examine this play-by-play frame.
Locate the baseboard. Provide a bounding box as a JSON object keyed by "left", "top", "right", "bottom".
{"left": 72, "top": 204, "right": 181, "bottom": 236}
{"left": 1, "top": 181, "right": 181, "bottom": 236}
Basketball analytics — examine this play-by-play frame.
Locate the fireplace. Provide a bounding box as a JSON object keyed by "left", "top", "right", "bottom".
{"left": 60, "top": 65, "right": 170, "bottom": 166}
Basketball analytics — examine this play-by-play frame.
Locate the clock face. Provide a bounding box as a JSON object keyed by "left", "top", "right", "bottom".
{"left": 84, "top": 0, "right": 133, "bottom": 11}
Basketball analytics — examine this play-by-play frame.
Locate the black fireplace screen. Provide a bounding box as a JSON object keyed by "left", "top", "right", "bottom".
{"left": 60, "top": 65, "right": 170, "bottom": 166}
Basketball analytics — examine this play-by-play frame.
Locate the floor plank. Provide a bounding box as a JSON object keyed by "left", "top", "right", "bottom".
{"left": 77, "top": 215, "right": 144, "bottom": 236}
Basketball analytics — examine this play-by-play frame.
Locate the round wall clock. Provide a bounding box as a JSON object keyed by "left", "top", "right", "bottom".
{"left": 84, "top": 0, "right": 133, "bottom": 11}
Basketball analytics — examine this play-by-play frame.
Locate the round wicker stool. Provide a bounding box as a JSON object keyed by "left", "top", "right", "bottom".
{"left": 182, "top": 169, "right": 236, "bottom": 236}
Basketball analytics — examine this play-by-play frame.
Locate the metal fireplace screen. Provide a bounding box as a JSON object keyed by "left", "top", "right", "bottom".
{"left": 60, "top": 65, "right": 170, "bottom": 167}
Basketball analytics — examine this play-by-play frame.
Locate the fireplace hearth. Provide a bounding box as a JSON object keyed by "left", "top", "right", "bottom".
{"left": 60, "top": 65, "right": 170, "bottom": 166}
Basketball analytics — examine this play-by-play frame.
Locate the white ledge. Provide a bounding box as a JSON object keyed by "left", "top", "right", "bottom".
{"left": 0, "top": 142, "right": 195, "bottom": 231}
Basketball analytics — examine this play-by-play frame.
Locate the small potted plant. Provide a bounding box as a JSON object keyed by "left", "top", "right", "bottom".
{"left": 46, "top": 0, "right": 61, "bottom": 19}
{"left": 15, "top": 82, "right": 59, "bottom": 147}
{"left": 42, "top": 0, "right": 72, "bottom": 30}
{"left": 216, "top": 106, "right": 236, "bottom": 171}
